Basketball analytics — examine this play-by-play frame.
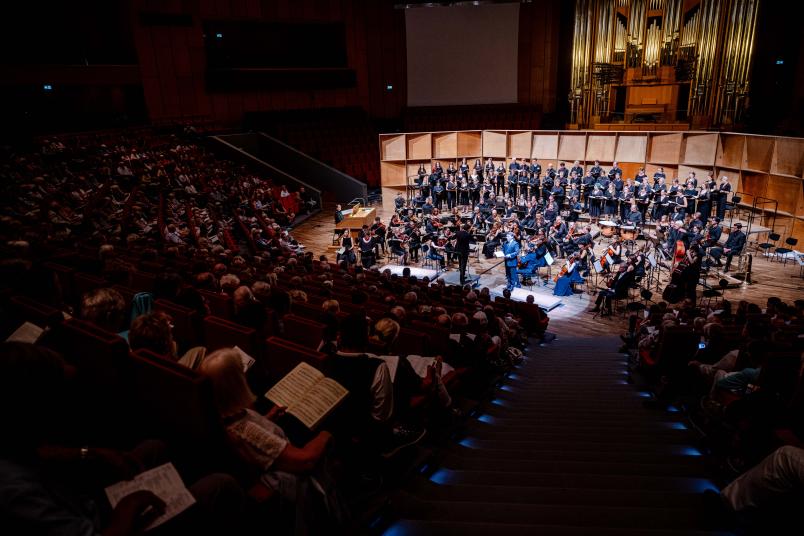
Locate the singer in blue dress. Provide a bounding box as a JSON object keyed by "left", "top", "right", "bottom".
{"left": 553, "top": 253, "right": 584, "bottom": 296}
{"left": 502, "top": 232, "right": 521, "bottom": 290}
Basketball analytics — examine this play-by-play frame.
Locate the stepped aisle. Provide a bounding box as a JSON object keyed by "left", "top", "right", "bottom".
{"left": 383, "top": 335, "right": 732, "bottom": 535}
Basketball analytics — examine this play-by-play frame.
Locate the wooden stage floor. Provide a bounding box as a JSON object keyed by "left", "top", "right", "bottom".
{"left": 291, "top": 189, "right": 803, "bottom": 337}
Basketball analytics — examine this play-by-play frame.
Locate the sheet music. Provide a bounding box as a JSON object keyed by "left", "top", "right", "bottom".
{"left": 377, "top": 355, "right": 399, "bottom": 383}
{"left": 404, "top": 355, "right": 455, "bottom": 379}
{"left": 6, "top": 321, "right": 44, "bottom": 344}
{"left": 233, "top": 345, "right": 255, "bottom": 372}
{"left": 493, "top": 250, "right": 505, "bottom": 258}
{"left": 605, "top": 254, "right": 614, "bottom": 265}
{"left": 544, "top": 252, "right": 554, "bottom": 265}
{"left": 105, "top": 463, "right": 195, "bottom": 530}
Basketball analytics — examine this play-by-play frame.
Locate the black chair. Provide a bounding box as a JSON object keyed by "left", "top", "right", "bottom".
{"left": 724, "top": 195, "right": 741, "bottom": 219}
{"left": 758, "top": 232, "right": 780, "bottom": 256}
{"left": 774, "top": 237, "right": 798, "bottom": 265}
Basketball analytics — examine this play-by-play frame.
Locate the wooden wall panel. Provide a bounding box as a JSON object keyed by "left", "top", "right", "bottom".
{"left": 648, "top": 133, "right": 683, "bottom": 163}
{"left": 771, "top": 137, "right": 804, "bottom": 177}
{"left": 744, "top": 136, "right": 775, "bottom": 172}
{"left": 740, "top": 171, "right": 769, "bottom": 202}
{"left": 716, "top": 134, "right": 745, "bottom": 169}
{"left": 132, "top": 0, "right": 404, "bottom": 123}
{"left": 766, "top": 175, "right": 803, "bottom": 215}
{"left": 682, "top": 133, "right": 718, "bottom": 165}
{"left": 457, "top": 132, "right": 482, "bottom": 157}
{"left": 508, "top": 132, "right": 532, "bottom": 159}
{"left": 532, "top": 133, "right": 559, "bottom": 161}
{"left": 482, "top": 131, "right": 507, "bottom": 157}
{"left": 433, "top": 132, "right": 458, "bottom": 159}
{"left": 380, "top": 134, "right": 406, "bottom": 161}
{"left": 407, "top": 133, "right": 432, "bottom": 160}
{"left": 517, "top": 1, "right": 561, "bottom": 112}
{"left": 618, "top": 163, "right": 644, "bottom": 181}
{"left": 586, "top": 134, "right": 617, "bottom": 162}
{"left": 380, "top": 161, "right": 405, "bottom": 187}
{"left": 558, "top": 133, "right": 587, "bottom": 162}
{"left": 615, "top": 134, "right": 647, "bottom": 163}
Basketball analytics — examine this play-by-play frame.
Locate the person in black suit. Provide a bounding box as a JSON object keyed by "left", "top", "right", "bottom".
{"left": 454, "top": 224, "right": 473, "bottom": 285}
{"left": 591, "top": 263, "right": 636, "bottom": 315}
{"left": 709, "top": 222, "right": 746, "bottom": 272}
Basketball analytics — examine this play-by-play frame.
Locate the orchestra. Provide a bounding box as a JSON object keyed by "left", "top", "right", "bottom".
{"left": 337, "top": 160, "right": 744, "bottom": 305}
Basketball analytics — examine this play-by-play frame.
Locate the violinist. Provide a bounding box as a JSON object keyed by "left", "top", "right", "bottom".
{"left": 371, "top": 216, "right": 387, "bottom": 255}
{"left": 702, "top": 217, "right": 722, "bottom": 250}
{"left": 424, "top": 236, "right": 447, "bottom": 271}
{"left": 553, "top": 252, "right": 584, "bottom": 296}
{"left": 608, "top": 237, "right": 623, "bottom": 264}
{"left": 576, "top": 242, "right": 592, "bottom": 277}
{"left": 469, "top": 206, "right": 484, "bottom": 231}
{"left": 388, "top": 228, "right": 409, "bottom": 266}
{"left": 590, "top": 262, "right": 635, "bottom": 315}
{"left": 550, "top": 216, "right": 568, "bottom": 255}
{"left": 483, "top": 222, "right": 503, "bottom": 258}
{"left": 407, "top": 223, "right": 421, "bottom": 262}
{"left": 681, "top": 239, "right": 703, "bottom": 301}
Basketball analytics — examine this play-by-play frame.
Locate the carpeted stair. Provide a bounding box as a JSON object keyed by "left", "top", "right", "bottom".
{"left": 382, "top": 335, "right": 732, "bottom": 535}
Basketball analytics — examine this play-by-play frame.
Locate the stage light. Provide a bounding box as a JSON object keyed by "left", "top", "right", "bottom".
{"left": 386, "top": 84, "right": 393, "bottom": 91}
{"left": 43, "top": 84, "right": 53, "bottom": 91}
{"left": 215, "top": 32, "right": 223, "bottom": 39}
{"left": 775, "top": 59, "right": 784, "bottom": 65}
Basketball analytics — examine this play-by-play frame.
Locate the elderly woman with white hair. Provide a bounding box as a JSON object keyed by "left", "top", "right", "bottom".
{"left": 198, "top": 348, "right": 345, "bottom": 530}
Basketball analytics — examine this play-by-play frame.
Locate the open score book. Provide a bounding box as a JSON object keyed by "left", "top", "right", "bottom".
{"left": 264, "top": 362, "right": 348, "bottom": 430}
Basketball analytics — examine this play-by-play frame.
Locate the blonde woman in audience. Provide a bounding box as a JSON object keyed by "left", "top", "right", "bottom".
{"left": 199, "top": 348, "right": 344, "bottom": 531}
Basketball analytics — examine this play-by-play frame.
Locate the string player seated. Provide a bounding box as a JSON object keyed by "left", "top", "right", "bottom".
{"left": 553, "top": 252, "right": 584, "bottom": 296}
{"left": 518, "top": 237, "right": 550, "bottom": 286}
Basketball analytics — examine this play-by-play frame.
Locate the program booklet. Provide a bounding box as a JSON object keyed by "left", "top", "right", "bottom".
{"left": 105, "top": 463, "right": 195, "bottom": 530}
{"left": 264, "top": 362, "right": 348, "bottom": 429}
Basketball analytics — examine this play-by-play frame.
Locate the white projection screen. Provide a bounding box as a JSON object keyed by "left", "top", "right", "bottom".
{"left": 405, "top": 3, "right": 520, "bottom": 107}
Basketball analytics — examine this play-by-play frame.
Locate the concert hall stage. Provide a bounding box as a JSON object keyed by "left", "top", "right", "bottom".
{"left": 377, "top": 264, "right": 440, "bottom": 281}
{"left": 489, "top": 284, "right": 564, "bottom": 311}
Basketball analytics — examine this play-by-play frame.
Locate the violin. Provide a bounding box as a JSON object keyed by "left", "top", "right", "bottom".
{"left": 554, "top": 253, "right": 578, "bottom": 282}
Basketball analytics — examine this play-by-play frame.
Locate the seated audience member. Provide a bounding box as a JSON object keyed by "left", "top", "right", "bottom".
{"left": 80, "top": 287, "right": 130, "bottom": 340}
{"left": 129, "top": 311, "right": 207, "bottom": 369}
{"left": 232, "top": 286, "right": 268, "bottom": 333}
{"left": 198, "top": 349, "right": 345, "bottom": 531}
{"left": 328, "top": 313, "right": 426, "bottom": 455}
{"left": 0, "top": 342, "right": 244, "bottom": 536}
{"left": 706, "top": 446, "right": 804, "bottom": 528}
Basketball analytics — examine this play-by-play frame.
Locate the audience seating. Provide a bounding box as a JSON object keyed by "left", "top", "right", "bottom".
{"left": 282, "top": 314, "right": 325, "bottom": 349}
{"left": 154, "top": 299, "right": 200, "bottom": 351}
